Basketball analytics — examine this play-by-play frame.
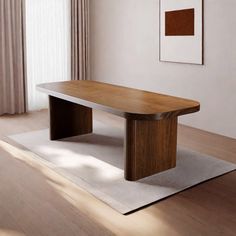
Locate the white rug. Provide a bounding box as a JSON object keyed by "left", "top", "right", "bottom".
{"left": 9, "top": 121, "right": 236, "bottom": 214}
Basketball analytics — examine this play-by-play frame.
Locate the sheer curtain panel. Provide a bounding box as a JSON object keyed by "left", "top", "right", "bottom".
{"left": 0, "top": 0, "right": 27, "bottom": 115}
{"left": 71, "top": 0, "right": 89, "bottom": 80}
{"left": 26, "top": 0, "right": 71, "bottom": 110}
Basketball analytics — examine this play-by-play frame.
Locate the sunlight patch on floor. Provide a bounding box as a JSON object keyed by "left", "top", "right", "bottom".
{"left": 37, "top": 144, "right": 122, "bottom": 181}
{"left": 0, "top": 229, "right": 25, "bottom": 236}
{"left": 0, "top": 140, "right": 166, "bottom": 235}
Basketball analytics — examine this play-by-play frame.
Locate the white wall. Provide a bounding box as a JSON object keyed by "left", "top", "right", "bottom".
{"left": 89, "top": 0, "right": 236, "bottom": 139}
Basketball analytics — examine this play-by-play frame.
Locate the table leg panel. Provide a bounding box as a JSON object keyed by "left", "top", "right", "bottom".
{"left": 49, "top": 96, "right": 92, "bottom": 140}
{"left": 125, "top": 118, "right": 177, "bottom": 181}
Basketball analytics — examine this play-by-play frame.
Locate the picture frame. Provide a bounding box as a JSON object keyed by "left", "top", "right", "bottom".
{"left": 159, "top": 0, "right": 204, "bottom": 65}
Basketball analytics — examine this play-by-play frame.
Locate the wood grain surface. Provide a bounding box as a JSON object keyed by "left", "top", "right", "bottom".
{"left": 38, "top": 80, "right": 200, "bottom": 120}
{"left": 125, "top": 118, "right": 177, "bottom": 180}
{"left": 49, "top": 96, "right": 92, "bottom": 140}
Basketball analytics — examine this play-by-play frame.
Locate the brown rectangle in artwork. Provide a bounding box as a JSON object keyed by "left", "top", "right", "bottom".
{"left": 165, "top": 8, "right": 195, "bottom": 36}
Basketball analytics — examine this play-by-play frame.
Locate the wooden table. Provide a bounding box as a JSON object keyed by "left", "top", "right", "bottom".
{"left": 37, "top": 80, "right": 200, "bottom": 181}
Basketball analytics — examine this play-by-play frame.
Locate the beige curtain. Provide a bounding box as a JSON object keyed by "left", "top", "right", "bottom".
{"left": 71, "top": 0, "right": 89, "bottom": 80}
{"left": 0, "top": 0, "right": 27, "bottom": 115}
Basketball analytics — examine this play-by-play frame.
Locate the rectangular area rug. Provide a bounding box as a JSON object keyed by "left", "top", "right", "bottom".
{"left": 9, "top": 121, "right": 236, "bottom": 214}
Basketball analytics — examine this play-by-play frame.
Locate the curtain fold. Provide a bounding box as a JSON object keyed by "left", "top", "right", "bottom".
{"left": 0, "top": 0, "right": 27, "bottom": 115}
{"left": 71, "top": 0, "right": 89, "bottom": 80}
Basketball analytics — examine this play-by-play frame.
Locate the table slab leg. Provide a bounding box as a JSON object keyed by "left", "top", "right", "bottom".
{"left": 125, "top": 118, "right": 177, "bottom": 181}
{"left": 49, "top": 96, "right": 92, "bottom": 140}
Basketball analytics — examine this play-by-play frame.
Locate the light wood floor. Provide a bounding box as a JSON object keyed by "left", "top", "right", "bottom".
{"left": 0, "top": 110, "right": 235, "bottom": 236}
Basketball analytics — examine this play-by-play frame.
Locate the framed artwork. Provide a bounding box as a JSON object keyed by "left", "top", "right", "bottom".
{"left": 159, "top": 0, "right": 203, "bottom": 64}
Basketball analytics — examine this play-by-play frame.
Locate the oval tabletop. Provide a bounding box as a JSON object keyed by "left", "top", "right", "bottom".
{"left": 37, "top": 80, "right": 200, "bottom": 120}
